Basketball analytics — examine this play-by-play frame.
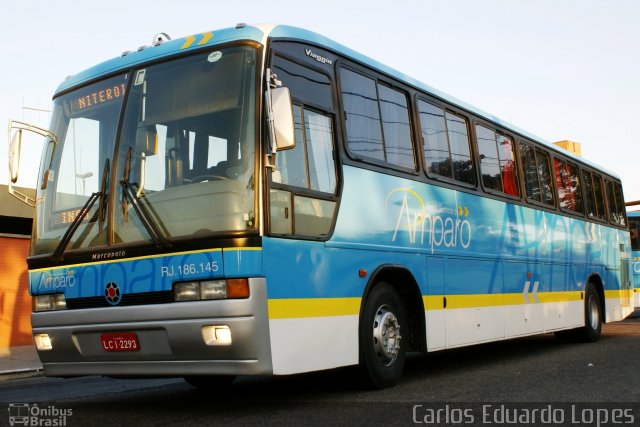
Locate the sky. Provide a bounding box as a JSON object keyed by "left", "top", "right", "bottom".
{"left": 2, "top": 0, "right": 640, "bottom": 201}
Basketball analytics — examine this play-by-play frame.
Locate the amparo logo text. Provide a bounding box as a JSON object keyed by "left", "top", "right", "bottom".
{"left": 37, "top": 271, "right": 76, "bottom": 290}
{"left": 386, "top": 188, "right": 472, "bottom": 252}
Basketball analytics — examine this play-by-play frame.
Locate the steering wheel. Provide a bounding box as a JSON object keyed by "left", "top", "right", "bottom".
{"left": 190, "top": 175, "right": 230, "bottom": 182}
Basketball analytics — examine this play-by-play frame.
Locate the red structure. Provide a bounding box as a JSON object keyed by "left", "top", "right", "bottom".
{"left": 0, "top": 185, "right": 34, "bottom": 350}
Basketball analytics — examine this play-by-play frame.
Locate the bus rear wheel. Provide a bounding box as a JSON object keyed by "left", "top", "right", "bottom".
{"left": 359, "top": 282, "right": 406, "bottom": 388}
{"left": 582, "top": 282, "right": 603, "bottom": 342}
{"left": 555, "top": 282, "right": 602, "bottom": 343}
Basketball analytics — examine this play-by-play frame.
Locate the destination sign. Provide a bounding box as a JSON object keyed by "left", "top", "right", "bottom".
{"left": 75, "top": 83, "right": 126, "bottom": 110}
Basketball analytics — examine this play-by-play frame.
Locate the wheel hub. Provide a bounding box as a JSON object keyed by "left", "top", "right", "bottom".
{"left": 372, "top": 305, "right": 401, "bottom": 366}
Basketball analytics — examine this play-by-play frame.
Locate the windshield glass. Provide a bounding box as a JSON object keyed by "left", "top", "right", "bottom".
{"left": 33, "top": 74, "right": 127, "bottom": 255}
{"left": 33, "top": 46, "right": 258, "bottom": 256}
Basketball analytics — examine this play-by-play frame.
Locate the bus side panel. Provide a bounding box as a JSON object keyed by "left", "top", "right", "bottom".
{"left": 633, "top": 251, "right": 640, "bottom": 307}
{"left": 267, "top": 165, "right": 633, "bottom": 372}
{"left": 262, "top": 238, "right": 426, "bottom": 375}
{"left": 425, "top": 256, "right": 445, "bottom": 350}
{"left": 602, "top": 228, "right": 634, "bottom": 321}
{"left": 503, "top": 260, "right": 545, "bottom": 337}
{"left": 444, "top": 257, "right": 505, "bottom": 347}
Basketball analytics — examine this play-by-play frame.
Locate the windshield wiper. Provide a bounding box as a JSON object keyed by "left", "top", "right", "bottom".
{"left": 52, "top": 191, "right": 102, "bottom": 261}
{"left": 121, "top": 147, "right": 170, "bottom": 248}
{"left": 51, "top": 159, "right": 111, "bottom": 262}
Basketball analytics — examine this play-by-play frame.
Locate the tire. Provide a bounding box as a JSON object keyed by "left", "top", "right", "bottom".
{"left": 554, "top": 282, "right": 602, "bottom": 343}
{"left": 183, "top": 375, "right": 236, "bottom": 390}
{"left": 582, "top": 282, "right": 603, "bottom": 342}
{"left": 359, "top": 282, "right": 407, "bottom": 388}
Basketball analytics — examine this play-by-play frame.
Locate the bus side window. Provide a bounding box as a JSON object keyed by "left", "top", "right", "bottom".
{"left": 476, "top": 124, "right": 519, "bottom": 196}
{"left": 419, "top": 100, "right": 474, "bottom": 185}
{"left": 582, "top": 170, "right": 607, "bottom": 221}
{"left": 339, "top": 67, "right": 415, "bottom": 170}
{"left": 340, "top": 68, "right": 383, "bottom": 162}
{"left": 630, "top": 218, "right": 640, "bottom": 250}
{"left": 554, "top": 158, "right": 584, "bottom": 214}
{"left": 519, "top": 142, "right": 554, "bottom": 206}
{"left": 271, "top": 105, "right": 337, "bottom": 237}
{"left": 520, "top": 142, "right": 540, "bottom": 202}
{"left": 591, "top": 174, "right": 607, "bottom": 221}
{"left": 269, "top": 55, "right": 338, "bottom": 239}
{"left": 613, "top": 181, "right": 627, "bottom": 227}
{"left": 606, "top": 180, "right": 627, "bottom": 227}
{"left": 377, "top": 84, "right": 414, "bottom": 169}
{"left": 536, "top": 149, "right": 555, "bottom": 206}
{"left": 275, "top": 105, "right": 336, "bottom": 193}
{"left": 582, "top": 171, "right": 597, "bottom": 219}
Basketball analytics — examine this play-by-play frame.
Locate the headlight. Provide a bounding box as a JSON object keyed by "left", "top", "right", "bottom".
{"left": 173, "top": 282, "right": 199, "bottom": 301}
{"left": 33, "top": 294, "right": 67, "bottom": 312}
{"left": 174, "top": 279, "right": 249, "bottom": 302}
{"left": 200, "top": 280, "right": 227, "bottom": 300}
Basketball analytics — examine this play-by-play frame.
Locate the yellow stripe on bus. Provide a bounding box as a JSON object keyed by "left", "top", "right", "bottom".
{"left": 605, "top": 289, "right": 634, "bottom": 300}
{"left": 269, "top": 290, "right": 588, "bottom": 319}
{"left": 268, "top": 297, "right": 361, "bottom": 319}
{"left": 423, "top": 291, "right": 583, "bottom": 311}
{"left": 537, "top": 291, "right": 583, "bottom": 303}
{"left": 28, "top": 247, "right": 262, "bottom": 273}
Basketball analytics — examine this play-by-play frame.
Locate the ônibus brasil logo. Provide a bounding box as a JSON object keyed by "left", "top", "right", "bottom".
{"left": 7, "top": 403, "right": 73, "bottom": 426}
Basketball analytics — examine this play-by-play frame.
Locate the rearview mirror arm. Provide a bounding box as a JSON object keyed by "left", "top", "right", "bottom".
{"left": 7, "top": 120, "right": 58, "bottom": 207}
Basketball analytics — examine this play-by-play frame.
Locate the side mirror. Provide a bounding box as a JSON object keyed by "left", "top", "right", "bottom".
{"left": 134, "top": 126, "right": 157, "bottom": 199}
{"left": 268, "top": 87, "right": 295, "bottom": 151}
{"left": 9, "top": 129, "right": 22, "bottom": 183}
{"left": 7, "top": 120, "right": 57, "bottom": 207}
{"left": 135, "top": 126, "right": 158, "bottom": 156}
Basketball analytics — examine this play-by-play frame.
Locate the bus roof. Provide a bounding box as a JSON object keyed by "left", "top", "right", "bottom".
{"left": 55, "top": 24, "right": 619, "bottom": 179}
{"left": 54, "top": 24, "right": 269, "bottom": 95}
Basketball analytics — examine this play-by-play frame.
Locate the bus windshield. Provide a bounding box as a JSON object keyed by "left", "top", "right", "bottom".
{"left": 33, "top": 45, "right": 257, "bottom": 256}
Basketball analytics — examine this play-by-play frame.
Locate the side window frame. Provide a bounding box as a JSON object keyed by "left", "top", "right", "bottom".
{"left": 605, "top": 178, "right": 627, "bottom": 228}
{"left": 629, "top": 217, "right": 640, "bottom": 250}
{"left": 474, "top": 122, "right": 521, "bottom": 200}
{"left": 269, "top": 102, "right": 339, "bottom": 239}
{"left": 338, "top": 64, "right": 417, "bottom": 173}
{"left": 581, "top": 168, "right": 607, "bottom": 223}
{"left": 267, "top": 51, "right": 341, "bottom": 240}
{"left": 417, "top": 97, "right": 476, "bottom": 188}
{"left": 518, "top": 140, "right": 555, "bottom": 208}
{"left": 553, "top": 156, "right": 585, "bottom": 217}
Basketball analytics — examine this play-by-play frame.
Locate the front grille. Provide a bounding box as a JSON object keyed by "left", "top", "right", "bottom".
{"left": 65, "top": 291, "right": 174, "bottom": 310}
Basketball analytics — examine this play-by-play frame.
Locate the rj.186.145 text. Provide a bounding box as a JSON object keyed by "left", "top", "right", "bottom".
{"left": 160, "top": 262, "right": 219, "bottom": 278}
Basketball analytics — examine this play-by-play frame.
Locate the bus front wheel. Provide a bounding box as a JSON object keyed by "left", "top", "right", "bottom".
{"left": 359, "top": 282, "right": 407, "bottom": 388}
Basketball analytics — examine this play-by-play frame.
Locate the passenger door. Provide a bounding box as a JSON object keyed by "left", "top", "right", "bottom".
{"left": 267, "top": 54, "right": 339, "bottom": 239}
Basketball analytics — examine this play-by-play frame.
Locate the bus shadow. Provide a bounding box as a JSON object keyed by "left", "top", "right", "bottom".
{"left": 85, "top": 332, "right": 566, "bottom": 403}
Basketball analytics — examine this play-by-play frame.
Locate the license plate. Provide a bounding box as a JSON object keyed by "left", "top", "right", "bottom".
{"left": 100, "top": 332, "right": 140, "bottom": 352}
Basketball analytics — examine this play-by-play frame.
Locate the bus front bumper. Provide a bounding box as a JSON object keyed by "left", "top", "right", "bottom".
{"left": 31, "top": 278, "right": 273, "bottom": 378}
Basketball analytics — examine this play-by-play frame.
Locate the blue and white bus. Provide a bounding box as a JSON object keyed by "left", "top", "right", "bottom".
{"left": 627, "top": 210, "right": 640, "bottom": 307}
{"left": 8, "top": 24, "right": 634, "bottom": 388}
